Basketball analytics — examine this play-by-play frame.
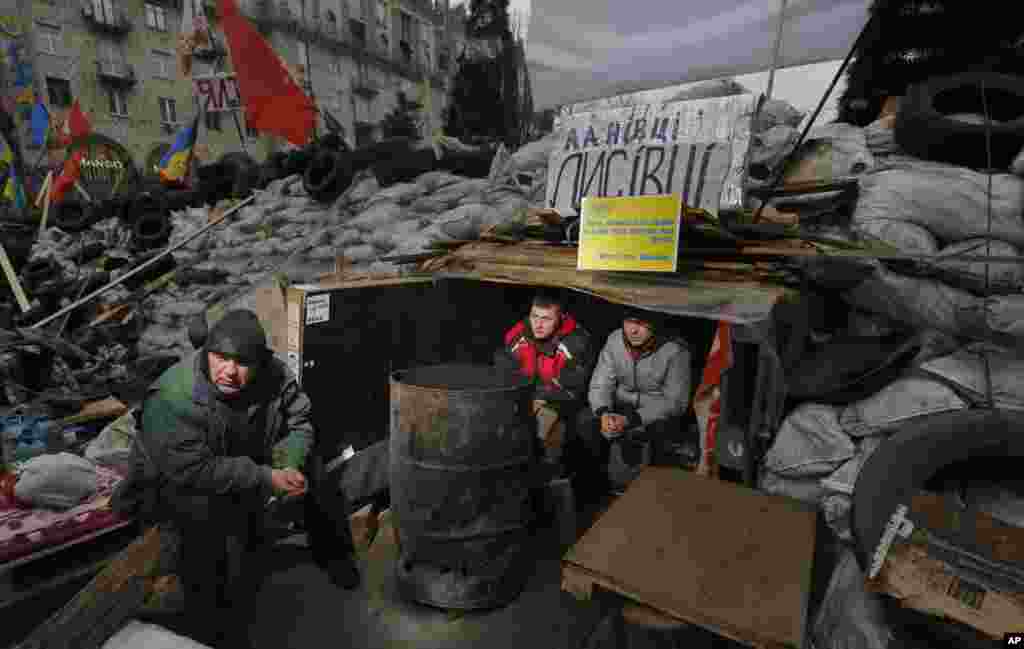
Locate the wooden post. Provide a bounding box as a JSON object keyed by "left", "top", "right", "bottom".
{"left": 0, "top": 240, "right": 31, "bottom": 312}
{"left": 38, "top": 173, "right": 54, "bottom": 237}
{"left": 33, "top": 170, "right": 52, "bottom": 209}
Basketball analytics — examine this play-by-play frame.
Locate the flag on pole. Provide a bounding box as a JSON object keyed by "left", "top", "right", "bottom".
{"left": 30, "top": 101, "right": 49, "bottom": 147}
{"left": 693, "top": 321, "right": 733, "bottom": 476}
{"left": 59, "top": 100, "right": 92, "bottom": 147}
{"left": 158, "top": 113, "right": 201, "bottom": 186}
{"left": 218, "top": 0, "right": 315, "bottom": 146}
{"left": 49, "top": 149, "right": 85, "bottom": 205}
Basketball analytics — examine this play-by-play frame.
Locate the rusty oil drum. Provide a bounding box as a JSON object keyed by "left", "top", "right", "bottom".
{"left": 389, "top": 364, "right": 536, "bottom": 610}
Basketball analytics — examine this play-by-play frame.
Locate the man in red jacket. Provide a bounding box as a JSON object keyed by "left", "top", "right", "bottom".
{"left": 495, "top": 291, "right": 593, "bottom": 473}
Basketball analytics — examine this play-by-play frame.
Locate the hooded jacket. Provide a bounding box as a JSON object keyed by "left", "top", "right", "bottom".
{"left": 494, "top": 312, "right": 593, "bottom": 406}
{"left": 588, "top": 329, "right": 692, "bottom": 428}
{"left": 111, "top": 350, "right": 313, "bottom": 518}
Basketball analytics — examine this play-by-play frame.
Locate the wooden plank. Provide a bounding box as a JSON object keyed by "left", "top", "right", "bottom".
{"left": 15, "top": 525, "right": 181, "bottom": 649}
{"left": 562, "top": 466, "right": 816, "bottom": 649}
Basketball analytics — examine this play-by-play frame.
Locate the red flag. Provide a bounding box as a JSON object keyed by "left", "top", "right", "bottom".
{"left": 693, "top": 321, "right": 733, "bottom": 475}
{"left": 218, "top": 0, "right": 315, "bottom": 146}
{"left": 68, "top": 100, "right": 92, "bottom": 139}
{"left": 49, "top": 149, "right": 84, "bottom": 205}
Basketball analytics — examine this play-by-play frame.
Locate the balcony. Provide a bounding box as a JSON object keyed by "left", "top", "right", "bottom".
{"left": 193, "top": 38, "right": 227, "bottom": 62}
{"left": 81, "top": 3, "right": 132, "bottom": 35}
{"left": 95, "top": 59, "right": 136, "bottom": 86}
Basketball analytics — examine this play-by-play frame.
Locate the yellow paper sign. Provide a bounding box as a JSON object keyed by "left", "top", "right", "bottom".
{"left": 577, "top": 194, "right": 682, "bottom": 272}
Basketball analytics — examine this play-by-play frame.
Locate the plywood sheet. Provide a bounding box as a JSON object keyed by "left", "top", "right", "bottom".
{"left": 563, "top": 467, "right": 817, "bottom": 648}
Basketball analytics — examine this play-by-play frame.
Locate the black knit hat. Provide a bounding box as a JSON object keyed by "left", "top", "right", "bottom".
{"left": 205, "top": 310, "right": 271, "bottom": 366}
{"left": 623, "top": 306, "right": 660, "bottom": 330}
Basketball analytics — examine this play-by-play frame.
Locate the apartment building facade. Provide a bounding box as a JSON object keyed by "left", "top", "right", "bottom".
{"left": 0, "top": 0, "right": 462, "bottom": 175}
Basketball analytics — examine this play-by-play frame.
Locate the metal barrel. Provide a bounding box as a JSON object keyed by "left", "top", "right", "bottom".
{"left": 389, "top": 364, "right": 536, "bottom": 610}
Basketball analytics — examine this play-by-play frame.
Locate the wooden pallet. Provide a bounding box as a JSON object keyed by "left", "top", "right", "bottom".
{"left": 14, "top": 525, "right": 181, "bottom": 649}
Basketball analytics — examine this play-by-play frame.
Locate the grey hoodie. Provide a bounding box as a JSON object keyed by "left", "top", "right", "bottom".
{"left": 588, "top": 329, "right": 692, "bottom": 427}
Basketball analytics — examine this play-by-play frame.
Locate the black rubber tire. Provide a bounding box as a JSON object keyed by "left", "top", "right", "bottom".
{"left": 218, "top": 152, "right": 259, "bottom": 198}
{"left": 852, "top": 409, "right": 1024, "bottom": 569}
{"left": 303, "top": 150, "right": 352, "bottom": 204}
{"left": 132, "top": 211, "right": 173, "bottom": 251}
{"left": 127, "top": 193, "right": 165, "bottom": 225}
{"left": 895, "top": 72, "right": 1024, "bottom": 170}
{"left": 21, "top": 257, "right": 62, "bottom": 288}
{"left": 53, "top": 202, "right": 95, "bottom": 233}
{"left": 163, "top": 188, "right": 200, "bottom": 211}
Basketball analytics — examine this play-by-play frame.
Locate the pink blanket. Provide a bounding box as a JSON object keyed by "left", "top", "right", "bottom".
{"left": 0, "top": 464, "right": 128, "bottom": 566}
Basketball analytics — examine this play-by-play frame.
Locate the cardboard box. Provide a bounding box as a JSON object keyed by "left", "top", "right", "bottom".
{"left": 866, "top": 491, "right": 1024, "bottom": 639}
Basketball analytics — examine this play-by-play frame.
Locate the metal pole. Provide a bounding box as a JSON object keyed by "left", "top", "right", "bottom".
{"left": 765, "top": 0, "right": 788, "bottom": 101}
{"left": 302, "top": 0, "right": 317, "bottom": 138}
{"left": 30, "top": 194, "right": 256, "bottom": 330}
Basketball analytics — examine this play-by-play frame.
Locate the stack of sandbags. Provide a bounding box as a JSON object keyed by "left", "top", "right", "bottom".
{"left": 136, "top": 137, "right": 559, "bottom": 357}
{"left": 842, "top": 117, "right": 1024, "bottom": 343}
{"left": 761, "top": 342, "right": 1024, "bottom": 541}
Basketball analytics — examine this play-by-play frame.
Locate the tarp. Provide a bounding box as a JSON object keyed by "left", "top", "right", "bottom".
{"left": 526, "top": 0, "right": 871, "bottom": 110}
{"left": 429, "top": 241, "right": 794, "bottom": 326}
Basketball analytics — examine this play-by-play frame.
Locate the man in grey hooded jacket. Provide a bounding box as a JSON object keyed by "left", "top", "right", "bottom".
{"left": 572, "top": 308, "right": 691, "bottom": 501}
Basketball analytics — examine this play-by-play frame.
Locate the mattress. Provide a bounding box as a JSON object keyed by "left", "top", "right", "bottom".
{"left": 0, "top": 464, "right": 129, "bottom": 567}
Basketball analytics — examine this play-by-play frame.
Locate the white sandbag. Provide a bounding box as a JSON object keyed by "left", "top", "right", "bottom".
{"left": 987, "top": 293, "right": 1024, "bottom": 338}
{"left": 936, "top": 238, "right": 1024, "bottom": 293}
{"left": 430, "top": 179, "right": 491, "bottom": 206}
{"left": 341, "top": 243, "right": 377, "bottom": 264}
{"left": 415, "top": 170, "right": 464, "bottom": 193}
{"left": 409, "top": 194, "right": 458, "bottom": 214}
{"left": 15, "top": 452, "right": 98, "bottom": 509}
{"left": 367, "top": 182, "right": 425, "bottom": 205}
{"left": 811, "top": 549, "right": 895, "bottom": 649}
{"left": 332, "top": 228, "right": 362, "bottom": 247}
{"left": 762, "top": 404, "right": 856, "bottom": 478}
{"left": 863, "top": 116, "right": 901, "bottom": 158}
{"left": 784, "top": 123, "right": 874, "bottom": 184}
{"left": 507, "top": 136, "right": 558, "bottom": 174}
{"left": 349, "top": 202, "right": 405, "bottom": 232}
{"left": 488, "top": 143, "right": 512, "bottom": 181}
{"left": 437, "top": 203, "right": 502, "bottom": 240}
{"left": 823, "top": 493, "right": 854, "bottom": 542}
{"left": 759, "top": 468, "right": 827, "bottom": 505}
{"left": 843, "top": 267, "right": 987, "bottom": 339}
{"left": 341, "top": 173, "right": 380, "bottom": 205}
{"left": 854, "top": 161, "right": 1024, "bottom": 246}
{"left": 854, "top": 218, "right": 938, "bottom": 254}
{"left": 839, "top": 377, "right": 968, "bottom": 438}
{"left": 103, "top": 620, "right": 213, "bottom": 649}
{"left": 306, "top": 245, "right": 339, "bottom": 261}
{"left": 1014, "top": 145, "right": 1024, "bottom": 176}
{"left": 910, "top": 329, "right": 962, "bottom": 365}
{"left": 821, "top": 437, "right": 884, "bottom": 496}
{"left": 85, "top": 411, "right": 137, "bottom": 475}
{"left": 919, "top": 343, "right": 1024, "bottom": 411}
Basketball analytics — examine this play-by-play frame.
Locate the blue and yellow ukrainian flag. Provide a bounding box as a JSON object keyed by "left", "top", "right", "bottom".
{"left": 157, "top": 115, "right": 200, "bottom": 185}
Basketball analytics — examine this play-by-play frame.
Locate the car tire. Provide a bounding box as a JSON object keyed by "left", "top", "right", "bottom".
{"left": 304, "top": 150, "right": 352, "bottom": 204}
{"left": 895, "top": 72, "right": 1024, "bottom": 170}
{"left": 132, "top": 211, "right": 172, "bottom": 251}
{"left": 53, "top": 202, "right": 95, "bottom": 233}
{"left": 852, "top": 408, "right": 1024, "bottom": 569}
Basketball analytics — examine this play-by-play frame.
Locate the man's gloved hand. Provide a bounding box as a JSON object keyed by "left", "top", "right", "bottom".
{"left": 271, "top": 468, "right": 307, "bottom": 498}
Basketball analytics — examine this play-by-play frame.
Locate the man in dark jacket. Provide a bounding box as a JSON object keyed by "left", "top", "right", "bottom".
{"left": 494, "top": 291, "right": 593, "bottom": 472}
{"left": 112, "top": 310, "right": 359, "bottom": 648}
{"left": 574, "top": 308, "right": 691, "bottom": 502}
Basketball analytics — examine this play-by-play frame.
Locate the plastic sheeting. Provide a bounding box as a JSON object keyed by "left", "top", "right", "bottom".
{"left": 936, "top": 238, "right": 1024, "bottom": 294}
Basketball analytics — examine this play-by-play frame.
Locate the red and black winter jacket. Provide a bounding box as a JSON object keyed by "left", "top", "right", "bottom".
{"left": 494, "top": 313, "right": 593, "bottom": 407}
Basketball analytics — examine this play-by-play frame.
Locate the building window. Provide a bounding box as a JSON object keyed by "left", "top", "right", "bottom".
{"left": 206, "top": 110, "right": 222, "bottom": 131}
{"left": 46, "top": 77, "right": 72, "bottom": 107}
{"left": 37, "top": 24, "right": 61, "bottom": 55}
{"left": 91, "top": 0, "right": 117, "bottom": 25}
{"left": 325, "top": 9, "right": 337, "bottom": 28}
{"left": 159, "top": 96, "right": 177, "bottom": 124}
{"left": 145, "top": 3, "right": 168, "bottom": 31}
{"left": 400, "top": 11, "right": 413, "bottom": 43}
{"left": 108, "top": 88, "right": 129, "bottom": 116}
{"left": 152, "top": 50, "right": 173, "bottom": 78}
